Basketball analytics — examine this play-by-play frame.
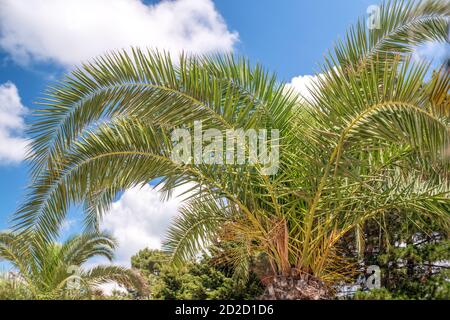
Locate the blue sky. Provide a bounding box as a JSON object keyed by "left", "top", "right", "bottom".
{"left": 0, "top": 0, "right": 446, "bottom": 266}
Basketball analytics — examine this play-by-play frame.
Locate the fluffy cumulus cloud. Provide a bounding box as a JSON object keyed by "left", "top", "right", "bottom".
{"left": 413, "top": 41, "right": 449, "bottom": 64}
{"left": 0, "top": 82, "right": 29, "bottom": 164}
{"left": 289, "top": 74, "right": 321, "bottom": 101}
{"left": 0, "top": 0, "right": 238, "bottom": 66}
{"left": 289, "top": 66, "right": 342, "bottom": 101}
{"left": 100, "top": 183, "right": 194, "bottom": 266}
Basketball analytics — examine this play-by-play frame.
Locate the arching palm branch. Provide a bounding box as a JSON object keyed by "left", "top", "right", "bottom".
{"left": 13, "top": 0, "right": 449, "bottom": 299}
{"left": 0, "top": 232, "right": 147, "bottom": 299}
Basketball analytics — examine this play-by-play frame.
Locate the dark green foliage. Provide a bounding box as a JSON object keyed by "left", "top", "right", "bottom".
{"left": 131, "top": 248, "right": 264, "bottom": 300}
{"left": 352, "top": 215, "right": 450, "bottom": 300}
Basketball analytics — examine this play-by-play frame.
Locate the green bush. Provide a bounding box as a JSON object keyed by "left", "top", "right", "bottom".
{"left": 131, "top": 249, "right": 264, "bottom": 300}
{"left": 0, "top": 277, "right": 33, "bottom": 300}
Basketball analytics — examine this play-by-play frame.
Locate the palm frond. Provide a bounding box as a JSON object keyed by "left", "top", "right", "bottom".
{"left": 163, "top": 196, "right": 233, "bottom": 267}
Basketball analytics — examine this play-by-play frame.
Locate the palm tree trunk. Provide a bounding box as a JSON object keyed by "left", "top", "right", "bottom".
{"left": 259, "top": 270, "right": 331, "bottom": 300}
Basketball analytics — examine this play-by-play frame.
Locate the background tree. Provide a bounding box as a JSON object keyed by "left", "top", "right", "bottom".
{"left": 131, "top": 248, "right": 263, "bottom": 300}
{"left": 0, "top": 232, "right": 147, "bottom": 299}
{"left": 349, "top": 214, "right": 450, "bottom": 300}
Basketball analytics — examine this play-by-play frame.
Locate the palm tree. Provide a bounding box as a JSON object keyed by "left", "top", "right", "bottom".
{"left": 13, "top": 0, "right": 449, "bottom": 299}
{"left": 0, "top": 232, "right": 147, "bottom": 299}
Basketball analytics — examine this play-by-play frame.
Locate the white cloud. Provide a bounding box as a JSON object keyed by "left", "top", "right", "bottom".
{"left": 0, "top": 82, "right": 29, "bottom": 164}
{"left": 0, "top": 0, "right": 238, "bottom": 67}
{"left": 289, "top": 74, "right": 320, "bottom": 101}
{"left": 289, "top": 66, "right": 340, "bottom": 102}
{"left": 100, "top": 183, "right": 195, "bottom": 266}
{"left": 413, "top": 41, "right": 449, "bottom": 63}
{"left": 60, "top": 218, "right": 77, "bottom": 234}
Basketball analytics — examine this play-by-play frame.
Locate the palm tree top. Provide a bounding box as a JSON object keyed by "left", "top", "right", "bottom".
{"left": 0, "top": 231, "right": 148, "bottom": 298}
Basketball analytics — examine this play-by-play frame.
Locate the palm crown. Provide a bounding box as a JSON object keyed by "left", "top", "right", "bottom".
{"left": 0, "top": 232, "right": 147, "bottom": 299}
